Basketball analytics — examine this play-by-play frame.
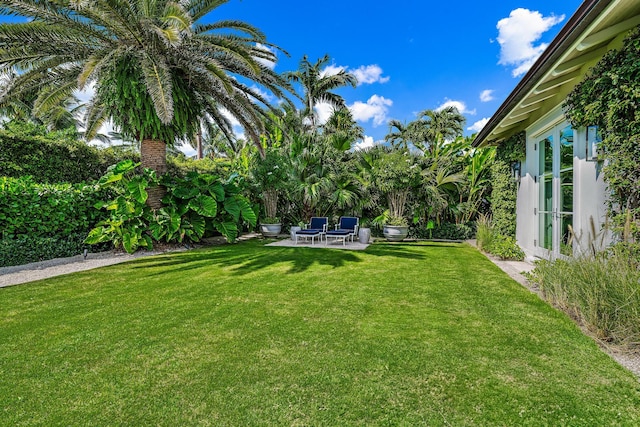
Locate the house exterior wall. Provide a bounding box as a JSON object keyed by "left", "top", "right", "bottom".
{"left": 515, "top": 106, "right": 610, "bottom": 260}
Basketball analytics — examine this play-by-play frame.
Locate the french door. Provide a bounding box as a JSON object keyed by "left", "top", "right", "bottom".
{"left": 537, "top": 123, "right": 574, "bottom": 258}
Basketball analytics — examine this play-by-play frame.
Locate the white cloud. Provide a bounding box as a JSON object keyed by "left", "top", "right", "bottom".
{"left": 254, "top": 43, "right": 277, "bottom": 70}
{"left": 248, "top": 85, "right": 274, "bottom": 103}
{"left": 320, "top": 64, "right": 346, "bottom": 77}
{"left": 351, "top": 64, "right": 390, "bottom": 85}
{"left": 436, "top": 99, "right": 476, "bottom": 115}
{"left": 468, "top": 118, "right": 490, "bottom": 133}
{"left": 354, "top": 135, "right": 377, "bottom": 151}
{"left": 348, "top": 95, "right": 393, "bottom": 127}
{"left": 480, "top": 89, "right": 495, "bottom": 102}
{"left": 322, "top": 64, "right": 389, "bottom": 85}
{"left": 497, "top": 8, "right": 565, "bottom": 77}
{"left": 314, "top": 102, "right": 335, "bottom": 125}
{"left": 220, "top": 108, "right": 242, "bottom": 128}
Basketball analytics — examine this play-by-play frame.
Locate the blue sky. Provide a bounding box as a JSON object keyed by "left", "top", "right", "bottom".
{"left": 2, "top": 0, "right": 584, "bottom": 153}
{"left": 206, "top": 0, "right": 583, "bottom": 150}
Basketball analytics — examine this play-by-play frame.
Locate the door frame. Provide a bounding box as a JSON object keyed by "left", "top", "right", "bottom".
{"left": 529, "top": 116, "right": 575, "bottom": 259}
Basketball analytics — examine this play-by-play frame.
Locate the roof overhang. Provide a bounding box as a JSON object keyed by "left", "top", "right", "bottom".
{"left": 472, "top": 0, "right": 640, "bottom": 147}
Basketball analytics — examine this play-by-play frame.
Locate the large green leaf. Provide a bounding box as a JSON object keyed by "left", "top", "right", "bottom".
{"left": 188, "top": 195, "right": 218, "bottom": 217}
{"left": 188, "top": 215, "right": 206, "bottom": 239}
{"left": 213, "top": 221, "right": 238, "bottom": 242}
{"left": 127, "top": 179, "right": 148, "bottom": 204}
{"left": 208, "top": 182, "right": 225, "bottom": 201}
{"left": 223, "top": 197, "right": 241, "bottom": 222}
{"left": 112, "top": 159, "right": 139, "bottom": 175}
{"left": 227, "top": 195, "right": 256, "bottom": 227}
{"left": 172, "top": 186, "right": 200, "bottom": 199}
{"left": 121, "top": 231, "right": 138, "bottom": 254}
{"left": 84, "top": 226, "right": 111, "bottom": 244}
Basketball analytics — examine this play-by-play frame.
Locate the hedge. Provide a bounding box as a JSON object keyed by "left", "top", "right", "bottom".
{"left": 0, "top": 176, "right": 109, "bottom": 267}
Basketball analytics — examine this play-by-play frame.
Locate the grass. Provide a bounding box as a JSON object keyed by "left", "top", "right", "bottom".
{"left": 1, "top": 240, "right": 639, "bottom": 425}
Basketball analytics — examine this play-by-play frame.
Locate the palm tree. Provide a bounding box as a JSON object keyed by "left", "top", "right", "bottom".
{"left": 385, "top": 119, "right": 412, "bottom": 150}
{"left": 284, "top": 54, "right": 357, "bottom": 129}
{"left": 0, "top": 0, "right": 291, "bottom": 207}
{"left": 409, "top": 106, "right": 466, "bottom": 155}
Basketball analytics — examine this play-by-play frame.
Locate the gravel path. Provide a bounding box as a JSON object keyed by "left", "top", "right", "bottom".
{"left": 2, "top": 238, "right": 638, "bottom": 379}
{"left": 0, "top": 248, "right": 186, "bottom": 288}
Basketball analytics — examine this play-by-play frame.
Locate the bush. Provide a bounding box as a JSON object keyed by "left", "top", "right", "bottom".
{"left": 475, "top": 214, "right": 524, "bottom": 260}
{"left": 0, "top": 176, "right": 106, "bottom": 239}
{"left": 0, "top": 177, "right": 109, "bottom": 267}
{"left": 0, "top": 122, "right": 106, "bottom": 183}
{"left": 529, "top": 246, "right": 640, "bottom": 348}
{"left": 486, "top": 235, "right": 525, "bottom": 260}
{"left": 0, "top": 233, "right": 111, "bottom": 267}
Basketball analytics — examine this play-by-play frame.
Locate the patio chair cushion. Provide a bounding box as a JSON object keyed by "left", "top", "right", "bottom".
{"left": 296, "top": 229, "right": 321, "bottom": 235}
{"left": 326, "top": 229, "right": 351, "bottom": 236}
{"left": 308, "top": 217, "right": 328, "bottom": 231}
{"left": 339, "top": 217, "right": 358, "bottom": 231}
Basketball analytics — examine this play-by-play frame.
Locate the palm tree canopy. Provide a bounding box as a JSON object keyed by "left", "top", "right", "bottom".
{"left": 409, "top": 106, "right": 466, "bottom": 154}
{"left": 0, "top": 0, "right": 292, "bottom": 147}
{"left": 284, "top": 54, "right": 357, "bottom": 128}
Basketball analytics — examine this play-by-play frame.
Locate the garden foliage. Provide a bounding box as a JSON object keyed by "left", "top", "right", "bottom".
{"left": 0, "top": 176, "right": 108, "bottom": 266}
{"left": 564, "top": 25, "right": 640, "bottom": 238}
{"left": 530, "top": 243, "right": 640, "bottom": 349}
{"left": 85, "top": 160, "right": 256, "bottom": 253}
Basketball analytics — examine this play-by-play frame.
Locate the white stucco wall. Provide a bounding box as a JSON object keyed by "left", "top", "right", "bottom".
{"left": 515, "top": 113, "right": 610, "bottom": 260}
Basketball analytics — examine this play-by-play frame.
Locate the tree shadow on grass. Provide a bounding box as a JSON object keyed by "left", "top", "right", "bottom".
{"left": 125, "top": 240, "right": 465, "bottom": 278}
{"left": 126, "top": 242, "right": 362, "bottom": 277}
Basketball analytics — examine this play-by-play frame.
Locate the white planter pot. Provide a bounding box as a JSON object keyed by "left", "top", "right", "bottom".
{"left": 358, "top": 228, "right": 371, "bottom": 244}
{"left": 290, "top": 226, "right": 302, "bottom": 240}
{"left": 383, "top": 225, "right": 408, "bottom": 242}
{"left": 260, "top": 223, "right": 282, "bottom": 237}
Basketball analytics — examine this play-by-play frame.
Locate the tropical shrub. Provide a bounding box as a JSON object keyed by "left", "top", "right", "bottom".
{"left": 431, "top": 222, "right": 475, "bottom": 241}
{"left": 486, "top": 235, "right": 525, "bottom": 260}
{"left": 530, "top": 245, "right": 640, "bottom": 348}
{"left": 0, "top": 122, "right": 105, "bottom": 183}
{"left": 85, "top": 161, "right": 156, "bottom": 253}
{"left": 489, "top": 132, "right": 524, "bottom": 238}
{"left": 0, "top": 176, "right": 108, "bottom": 266}
{"left": 86, "top": 161, "right": 256, "bottom": 253}
{"left": 250, "top": 146, "right": 289, "bottom": 222}
{"left": 475, "top": 214, "right": 524, "bottom": 260}
{"left": 371, "top": 148, "right": 420, "bottom": 226}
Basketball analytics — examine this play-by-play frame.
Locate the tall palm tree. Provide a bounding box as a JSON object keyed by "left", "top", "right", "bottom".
{"left": 0, "top": 0, "right": 291, "bottom": 207}
{"left": 284, "top": 54, "right": 357, "bottom": 129}
{"left": 385, "top": 119, "right": 412, "bottom": 150}
{"left": 409, "top": 106, "right": 466, "bottom": 156}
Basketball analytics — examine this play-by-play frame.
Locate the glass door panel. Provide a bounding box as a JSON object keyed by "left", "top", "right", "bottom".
{"left": 536, "top": 124, "right": 574, "bottom": 257}
{"left": 538, "top": 135, "right": 554, "bottom": 251}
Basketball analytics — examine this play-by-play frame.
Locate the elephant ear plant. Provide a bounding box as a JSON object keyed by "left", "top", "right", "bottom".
{"left": 86, "top": 161, "right": 256, "bottom": 253}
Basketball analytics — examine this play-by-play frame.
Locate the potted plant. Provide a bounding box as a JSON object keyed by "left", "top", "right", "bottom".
{"left": 251, "top": 147, "right": 289, "bottom": 238}
{"left": 371, "top": 148, "right": 419, "bottom": 241}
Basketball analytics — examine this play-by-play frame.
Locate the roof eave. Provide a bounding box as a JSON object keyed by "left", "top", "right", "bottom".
{"left": 472, "top": 0, "right": 610, "bottom": 147}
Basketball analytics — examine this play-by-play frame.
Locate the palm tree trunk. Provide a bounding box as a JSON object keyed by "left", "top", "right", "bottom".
{"left": 195, "top": 130, "right": 203, "bottom": 159}
{"left": 140, "top": 139, "right": 167, "bottom": 209}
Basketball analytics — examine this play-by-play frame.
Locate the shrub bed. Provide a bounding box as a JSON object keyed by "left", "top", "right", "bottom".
{"left": 0, "top": 176, "right": 108, "bottom": 267}
{"left": 529, "top": 244, "right": 640, "bottom": 348}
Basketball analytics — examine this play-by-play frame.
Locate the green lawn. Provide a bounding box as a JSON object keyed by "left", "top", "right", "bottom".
{"left": 1, "top": 240, "right": 639, "bottom": 425}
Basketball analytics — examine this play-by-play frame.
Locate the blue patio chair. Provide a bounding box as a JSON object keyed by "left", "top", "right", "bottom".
{"left": 295, "top": 216, "right": 328, "bottom": 245}
{"left": 325, "top": 216, "right": 359, "bottom": 246}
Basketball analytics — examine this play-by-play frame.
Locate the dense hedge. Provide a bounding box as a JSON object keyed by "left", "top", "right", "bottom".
{"left": 564, "top": 25, "right": 640, "bottom": 238}
{"left": 0, "top": 176, "right": 109, "bottom": 266}
{"left": 0, "top": 123, "right": 108, "bottom": 183}
{"left": 490, "top": 132, "right": 524, "bottom": 237}
{"left": 0, "top": 233, "right": 111, "bottom": 267}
